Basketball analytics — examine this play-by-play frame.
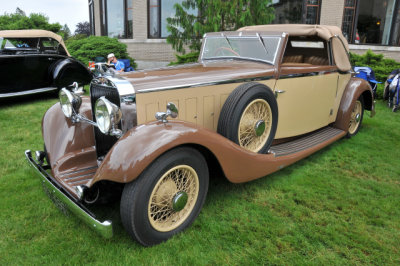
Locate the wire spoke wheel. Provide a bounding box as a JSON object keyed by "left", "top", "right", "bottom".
{"left": 217, "top": 82, "right": 278, "bottom": 154}
{"left": 348, "top": 100, "right": 362, "bottom": 135}
{"left": 238, "top": 99, "right": 272, "bottom": 152}
{"left": 148, "top": 165, "right": 199, "bottom": 232}
{"left": 120, "top": 147, "right": 208, "bottom": 246}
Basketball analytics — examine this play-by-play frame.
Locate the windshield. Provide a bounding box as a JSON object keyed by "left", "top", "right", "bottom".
{"left": 201, "top": 35, "right": 281, "bottom": 64}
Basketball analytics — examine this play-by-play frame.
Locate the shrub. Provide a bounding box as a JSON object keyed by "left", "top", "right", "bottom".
{"left": 66, "top": 36, "right": 137, "bottom": 69}
{"left": 169, "top": 51, "right": 200, "bottom": 65}
{"left": 350, "top": 50, "right": 400, "bottom": 99}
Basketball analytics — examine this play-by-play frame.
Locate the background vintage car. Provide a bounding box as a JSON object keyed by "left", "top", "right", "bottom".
{"left": 26, "top": 25, "right": 374, "bottom": 246}
{"left": 0, "top": 29, "right": 92, "bottom": 98}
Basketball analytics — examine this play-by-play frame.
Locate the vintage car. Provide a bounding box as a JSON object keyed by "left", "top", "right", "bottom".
{"left": 26, "top": 25, "right": 375, "bottom": 246}
{"left": 0, "top": 29, "right": 92, "bottom": 98}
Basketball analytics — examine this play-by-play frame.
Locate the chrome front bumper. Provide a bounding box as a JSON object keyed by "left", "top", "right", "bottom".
{"left": 25, "top": 150, "right": 113, "bottom": 238}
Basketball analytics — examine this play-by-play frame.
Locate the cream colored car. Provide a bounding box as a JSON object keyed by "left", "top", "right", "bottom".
{"left": 26, "top": 25, "right": 374, "bottom": 246}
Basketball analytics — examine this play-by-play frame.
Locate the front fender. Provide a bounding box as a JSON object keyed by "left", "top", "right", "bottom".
{"left": 334, "top": 77, "right": 374, "bottom": 131}
{"left": 52, "top": 58, "right": 93, "bottom": 88}
{"left": 90, "top": 119, "right": 343, "bottom": 186}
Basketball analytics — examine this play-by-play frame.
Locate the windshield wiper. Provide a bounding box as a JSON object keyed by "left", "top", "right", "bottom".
{"left": 257, "top": 33, "right": 269, "bottom": 56}
{"left": 222, "top": 33, "right": 236, "bottom": 55}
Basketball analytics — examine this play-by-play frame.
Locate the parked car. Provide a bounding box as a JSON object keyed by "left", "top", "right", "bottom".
{"left": 0, "top": 29, "right": 92, "bottom": 98}
{"left": 26, "top": 24, "right": 375, "bottom": 246}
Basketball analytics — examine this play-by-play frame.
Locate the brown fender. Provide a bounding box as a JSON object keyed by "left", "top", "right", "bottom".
{"left": 90, "top": 119, "right": 345, "bottom": 186}
{"left": 42, "top": 97, "right": 97, "bottom": 180}
{"left": 334, "top": 77, "right": 375, "bottom": 131}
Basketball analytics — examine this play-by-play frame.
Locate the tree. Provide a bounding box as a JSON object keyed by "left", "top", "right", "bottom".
{"left": 74, "top": 21, "right": 90, "bottom": 36}
{"left": 60, "top": 24, "right": 71, "bottom": 40}
{"left": 166, "top": 0, "right": 275, "bottom": 54}
{"left": 0, "top": 8, "right": 62, "bottom": 33}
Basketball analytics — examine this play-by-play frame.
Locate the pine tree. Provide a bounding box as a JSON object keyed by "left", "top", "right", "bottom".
{"left": 166, "top": 0, "right": 275, "bottom": 54}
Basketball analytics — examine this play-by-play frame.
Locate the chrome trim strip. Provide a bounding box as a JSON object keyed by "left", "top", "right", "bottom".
{"left": 0, "top": 87, "right": 57, "bottom": 98}
{"left": 138, "top": 75, "right": 274, "bottom": 93}
{"left": 279, "top": 70, "right": 339, "bottom": 79}
{"left": 24, "top": 150, "right": 113, "bottom": 238}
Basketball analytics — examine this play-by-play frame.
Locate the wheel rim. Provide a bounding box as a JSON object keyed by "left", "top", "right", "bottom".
{"left": 148, "top": 165, "right": 199, "bottom": 232}
{"left": 348, "top": 100, "right": 362, "bottom": 135}
{"left": 238, "top": 99, "right": 272, "bottom": 152}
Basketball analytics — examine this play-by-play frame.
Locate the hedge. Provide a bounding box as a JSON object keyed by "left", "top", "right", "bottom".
{"left": 66, "top": 36, "right": 137, "bottom": 69}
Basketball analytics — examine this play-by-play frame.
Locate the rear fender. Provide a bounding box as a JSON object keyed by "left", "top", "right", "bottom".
{"left": 334, "top": 77, "right": 374, "bottom": 131}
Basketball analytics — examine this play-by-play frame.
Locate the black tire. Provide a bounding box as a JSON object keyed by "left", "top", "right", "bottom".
{"left": 217, "top": 82, "right": 278, "bottom": 154}
{"left": 120, "top": 147, "right": 209, "bottom": 246}
{"left": 346, "top": 96, "right": 364, "bottom": 138}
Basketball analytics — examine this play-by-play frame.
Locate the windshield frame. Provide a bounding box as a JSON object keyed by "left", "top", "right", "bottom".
{"left": 200, "top": 32, "right": 283, "bottom": 65}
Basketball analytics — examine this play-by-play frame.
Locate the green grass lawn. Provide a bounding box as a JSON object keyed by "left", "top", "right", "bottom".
{"left": 0, "top": 95, "right": 399, "bottom": 265}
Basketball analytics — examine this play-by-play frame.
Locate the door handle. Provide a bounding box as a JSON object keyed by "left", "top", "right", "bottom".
{"left": 275, "top": 90, "right": 285, "bottom": 98}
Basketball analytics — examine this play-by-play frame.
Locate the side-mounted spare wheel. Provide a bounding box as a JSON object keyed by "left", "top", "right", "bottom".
{"left": 217, "top": 82, "right": 278, "bottom": 154}
{"left": 120, "top": 147, "right": 209, "bottom": 246}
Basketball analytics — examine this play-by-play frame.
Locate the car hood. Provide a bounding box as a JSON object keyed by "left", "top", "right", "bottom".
{"left": 120, "top": 60, "right": 276, "bottom": 93}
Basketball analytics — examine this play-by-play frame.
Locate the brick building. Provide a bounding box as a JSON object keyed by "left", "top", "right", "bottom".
{"left": 88, "top": 0, "right": 400, "bottom": 69}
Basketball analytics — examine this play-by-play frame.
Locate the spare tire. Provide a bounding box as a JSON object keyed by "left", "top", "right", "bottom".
{"left": 217, "top": 82, "right": 278, "bottom": 154}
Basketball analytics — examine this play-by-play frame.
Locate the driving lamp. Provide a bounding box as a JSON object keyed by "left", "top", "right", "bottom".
{"left": 95, "top": 96, "right": 122, "bottom": 134}
{"left": 59, "top": 88, "right": 82, "bottom": 118}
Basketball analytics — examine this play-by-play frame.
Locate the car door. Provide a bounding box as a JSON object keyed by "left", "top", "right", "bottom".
{"left": 273, "top": 39, "right": 339, "bottom": 139}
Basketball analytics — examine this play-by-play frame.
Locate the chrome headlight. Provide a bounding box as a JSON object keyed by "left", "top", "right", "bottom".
{"left": 95, "top": 96, "right": 122, "bottom": 134}
{"left": 59, "top": 88, "right": 82, "bottom": 118}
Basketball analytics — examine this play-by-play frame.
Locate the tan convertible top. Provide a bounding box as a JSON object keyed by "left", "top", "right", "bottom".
{"left": 0, "top": 29, "right": 70, "bottom": 56}
{"left": 238, "top": 24, "right": 351, "bottom": 71}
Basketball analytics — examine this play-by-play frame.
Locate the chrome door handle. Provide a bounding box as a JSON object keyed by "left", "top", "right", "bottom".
{"left": 275, "top": 90, "right": 285, "bottom": 98}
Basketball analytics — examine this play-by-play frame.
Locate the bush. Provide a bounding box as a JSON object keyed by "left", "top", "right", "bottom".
{"left": 66, "top": 36, "right": 137, "bottom": 69}
{"left": 169, "top": 51, "right": 200, "bottom": 65}
{"left": 350, "top": 50, "right": 400, "bottom": 99}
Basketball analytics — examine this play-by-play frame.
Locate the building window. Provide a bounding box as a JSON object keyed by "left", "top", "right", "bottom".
{"left": 100, "top": 0, "right": 132, "bottom": 38}
{"left": 305, "top": 0, "right": 321, "bottom": 24}
{"left": 271, "top": 0, "right": 320, "bottom": 24}
{"left": 148, "top": 0, "right": 197, "bottom": 38}
{"left": 89, "top": 0, "right": 95, "bottom": 35}
{"left": 343, "top": 0, "right": 400, "bottom": 45}
{"left": 342, "top": 0, "right": 357, "bottom": 43}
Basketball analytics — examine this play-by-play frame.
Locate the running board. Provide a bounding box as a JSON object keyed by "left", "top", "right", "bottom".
{"left": 270, "top": 127, "right": 345, "bottom": 157}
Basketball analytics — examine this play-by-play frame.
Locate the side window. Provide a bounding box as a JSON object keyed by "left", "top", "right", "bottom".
{"left": 282, "top": 37, "right": 330, "bottom": 66}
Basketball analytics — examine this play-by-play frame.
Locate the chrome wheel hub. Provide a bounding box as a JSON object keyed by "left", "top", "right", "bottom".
{"left": 355, "top": 113, "right": 361, "bottom": 123}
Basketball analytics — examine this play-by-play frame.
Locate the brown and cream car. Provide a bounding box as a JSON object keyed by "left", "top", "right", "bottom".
{"left": 26, "top": 25, "right": 375, "bottom": 246}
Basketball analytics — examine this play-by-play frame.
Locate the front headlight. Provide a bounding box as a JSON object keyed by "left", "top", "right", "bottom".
{"left": 95, "top": 96, "right": 122, "bottom": 134}
{"left": 59, "top": 88, "right": 82, "bottom": 118}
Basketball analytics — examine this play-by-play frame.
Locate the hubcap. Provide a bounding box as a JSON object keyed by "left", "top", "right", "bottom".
{"left": 355, "top": 113, "right": 361, "bottom": 123}
{"left": 254, "top": 120, "right": 266, "bottom": 137}
{"left": 172, "top": 191, "right": 188, "bottom": 211}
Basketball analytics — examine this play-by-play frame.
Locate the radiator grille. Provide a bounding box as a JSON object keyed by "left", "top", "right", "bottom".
{"left": 90, "top": 82, "right": 121, "bottom": 158}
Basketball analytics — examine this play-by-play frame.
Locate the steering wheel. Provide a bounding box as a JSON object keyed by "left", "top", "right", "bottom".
{"left": 213, "top": 47, "right": 240, "bottom": 57}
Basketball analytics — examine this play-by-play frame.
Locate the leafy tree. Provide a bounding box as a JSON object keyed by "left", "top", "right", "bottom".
{"left": 166, "top": 0, "right": 275, "bottom": 54}
{"left": 74, "top": 21, "right": 90, "bottom": 36}
{"left": 66, "top": 36, "right": 137, "bottom": 68}
{"left": 60, "top": 24, "right": 71, "bottom": 40}
{"left": 0, "top": 8, "right": 62, "bottom": 33}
